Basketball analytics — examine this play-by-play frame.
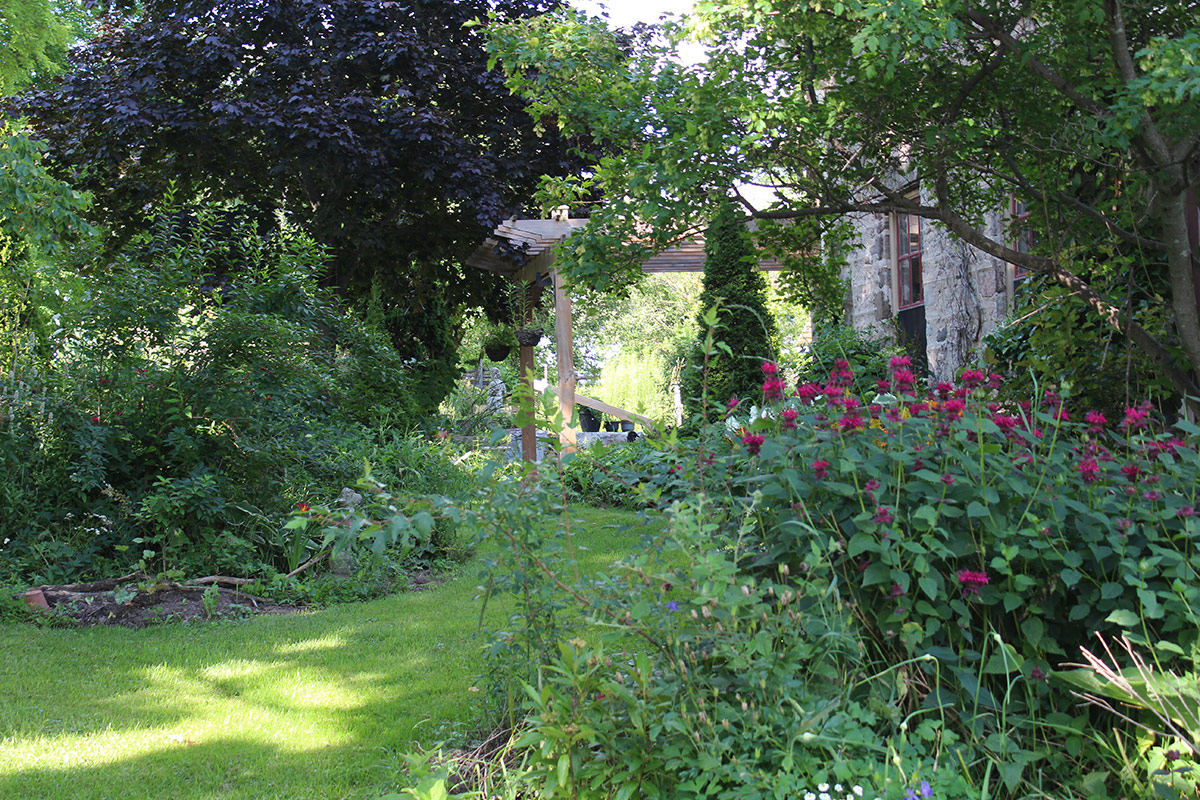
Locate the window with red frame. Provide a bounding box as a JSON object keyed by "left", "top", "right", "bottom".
{"left": 896, "top": 211, "right": 923, "bottom": 308}
{"left": 1011, "top": 198, "right": 1033, "bottom": 278}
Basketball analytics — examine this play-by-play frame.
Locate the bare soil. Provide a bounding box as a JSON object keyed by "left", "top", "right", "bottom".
{"left": 26, "top": 576, "right": 299, "bottom": 628}
{"left": 24, "top": 567, "right": 447, "bottom": 628}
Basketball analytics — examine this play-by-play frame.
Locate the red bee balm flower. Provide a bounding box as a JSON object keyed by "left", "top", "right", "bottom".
{"left": 780, "top": 408, "right": 799, "bottom": 430}
{"left": 959, "top": 369, "right": 986, "bottom": 389}
{"left": 741, "top": 433, "right": 765, "bottom": 455}
{"left": 957, "top": 570, "right": 989, "bottom": 596}
{"left": 811, "top": 459, "right": 831, "bottom": 479}
{"left": 762, "top": 377, "right": 787, "bottom": 402}
{"left": 796, "top": 382, "right": 821, "bottom": 404}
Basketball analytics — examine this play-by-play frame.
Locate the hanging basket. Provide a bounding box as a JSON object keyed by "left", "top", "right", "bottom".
{"left": 483, "top": 343, "right": 512, "bottom": 362}
{"left": 514, "top": 328, "right": 544, "bottom": 347}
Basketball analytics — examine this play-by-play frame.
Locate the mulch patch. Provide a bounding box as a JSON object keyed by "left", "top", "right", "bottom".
{"left": 21, "top": 565, "right": 449, "bottom": 628}
{"left": 22, "top": 574, "right": 299, "bottom": 628}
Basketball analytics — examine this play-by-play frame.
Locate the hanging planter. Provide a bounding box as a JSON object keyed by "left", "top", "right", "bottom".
{"left": 482, "top": 327, "right": 516, "bottom": 362}
{"left": 514, "top": 327, "right": 544, "bottom": 347}
{"left": 483, "top": 342, "right": 512, "bottom": 362}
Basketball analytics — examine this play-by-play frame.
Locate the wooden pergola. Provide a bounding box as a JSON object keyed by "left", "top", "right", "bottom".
{"left": 464, "top": 212, "right": 783, "bottom": 461}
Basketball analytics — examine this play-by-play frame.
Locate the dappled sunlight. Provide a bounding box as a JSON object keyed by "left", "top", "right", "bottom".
{"left": 0, "top": 658, "right": 373, "bottom": 778}
{"left": 273, "top": 633, "right": 347, "bottom": 655}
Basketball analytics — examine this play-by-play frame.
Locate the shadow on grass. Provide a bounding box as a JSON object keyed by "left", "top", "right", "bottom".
{"left": 0, "top": 506, "right": 651, "bottom": 800}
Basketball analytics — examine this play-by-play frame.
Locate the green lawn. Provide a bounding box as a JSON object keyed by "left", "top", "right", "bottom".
{"left": 0, "top": 506, "right": 647, "bottom": 800}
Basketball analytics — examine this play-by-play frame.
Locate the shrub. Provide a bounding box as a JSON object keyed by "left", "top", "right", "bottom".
{"left": 683, "top": 200, "right": 779, "bottom": 420}
{"left": 797, "top": 322, "right": 909, "bottom": 391}
{"left": 444, "top": 351, "right": 1200, "bottom": 800}
{"left": 0, "top": 206, "right": 470, "bottom": 584}
{"left": 560, "top": 439, "right": 655, "bottom": 509}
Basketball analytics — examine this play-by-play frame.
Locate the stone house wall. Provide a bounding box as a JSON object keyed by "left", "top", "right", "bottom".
{"left": 841, "top": 189, "right": 1016, "bottom": 381}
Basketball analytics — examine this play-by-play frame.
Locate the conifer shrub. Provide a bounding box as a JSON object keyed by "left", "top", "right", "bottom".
{"left": 683, "top": 200, "right": 779, "bottom": 420}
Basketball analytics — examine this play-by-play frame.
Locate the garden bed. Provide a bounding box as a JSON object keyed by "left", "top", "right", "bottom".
{"left": 21, "top": 575, "right": 299, "bottom": 628}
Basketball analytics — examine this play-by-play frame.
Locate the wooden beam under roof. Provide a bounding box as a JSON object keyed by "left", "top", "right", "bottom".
{"left": 463, "top": 217, "right": 784, "bottom": 276}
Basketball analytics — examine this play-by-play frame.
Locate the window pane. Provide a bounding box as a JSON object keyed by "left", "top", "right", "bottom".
{"left": 910, "top": 254, "right": 922, "bottom": 303}
{"left": 907, "top": 214, "right": 921, "bottom": 254}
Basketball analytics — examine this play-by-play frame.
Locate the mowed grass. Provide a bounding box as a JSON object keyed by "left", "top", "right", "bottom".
{"left": 0, "top": 506, "right": 649, "bottom": 800}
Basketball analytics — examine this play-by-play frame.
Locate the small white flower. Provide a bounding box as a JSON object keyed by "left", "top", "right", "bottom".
{"left": 853, "top": 787, "right": 864, "bottom": 798}
{"left": 819, "top": 794, "right": 831, "bottom": 800}
{"left": 819, "top": 785, "right": 830, "bottom": 793}
{"left": 835, "top": 786, "right": 844, "bottom": 793}
{"left": 805, "top": 794, "right": 816, "bottom": 800}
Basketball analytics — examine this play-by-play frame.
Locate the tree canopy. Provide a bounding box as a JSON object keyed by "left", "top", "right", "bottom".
{"left": 11, "top": 0, "right": 583, "bottom": 329}
{"left": 0, "top": 0, "right": 90, "bottom": 92}
{"left": 484, "top": 0, "right": 1200, "bottom": 406}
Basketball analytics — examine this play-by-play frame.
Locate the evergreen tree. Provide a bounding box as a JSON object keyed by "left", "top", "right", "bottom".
{"left": 685, "top": 200, "right": 779, "bottom": 420}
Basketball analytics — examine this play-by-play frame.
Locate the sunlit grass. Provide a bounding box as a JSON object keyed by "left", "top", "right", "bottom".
{"left": 0, "top": 506, "right": 649, "bottom": 800}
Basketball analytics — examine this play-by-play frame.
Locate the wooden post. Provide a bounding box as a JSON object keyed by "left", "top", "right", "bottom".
{"left": 519, "top": 281, "right": 538, "bottom": 463}
{"left": 519, "top": 347, "right": 537, "bottom": 462}
{"left": 553, "top": 268, "right": 576, "bottom": 453}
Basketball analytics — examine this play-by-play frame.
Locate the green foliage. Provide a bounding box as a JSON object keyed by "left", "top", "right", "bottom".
{"left": 574, "top": 273, "right": 701, "bottom": 424}
{"left": 985, "top": 277, "right": 1179, "bottom": 420}
{"left": 0, "top": 205, "right": 472, "bottom": 584}
{"left": 444, "top": 337, "right": 1200, "bottom": 799}
{"left": 560, "top": 440, "right": 651, "bottom": 509}
{"left": 683, "top": 201, "right": 778, "bottom": 419}
{"left": 484, "top": 0, "right": 1200, "bottom": 406}
{"left": 0, "top": 0, "right": 87, "bottom": 92}
{"left": 797, "top": 323, "right": 908, "bottom": 391}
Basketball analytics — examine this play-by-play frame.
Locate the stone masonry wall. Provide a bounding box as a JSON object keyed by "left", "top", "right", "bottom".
{"left": 841, "top": 195, "right": 1014, "bottom": 381}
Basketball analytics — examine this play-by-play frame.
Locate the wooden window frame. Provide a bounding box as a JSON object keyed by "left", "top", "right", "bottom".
{"left": 1010, "top": 197, "right": 1033, "bottom": 279}
{"left": 894, "top": 207, "right": 924, "bottom": 311}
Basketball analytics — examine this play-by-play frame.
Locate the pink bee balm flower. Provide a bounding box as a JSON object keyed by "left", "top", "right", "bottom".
{"left": 1121, "top": 401, "right": 1153, "bottom": 431}
{"left": 1085, "top": 410, "right": 1107, "bottom": 432}
{"left": 762, "top": 376, "right": 787, "bottom": 402}
{"left": 889, "top": 355, "right": 911, "bottom": 370}
{"left": 796, "top": 382, "right": 821, "bottom": 404}
{"left": 959, "top": 368, "right": 986, "bottom": 389}
{"left": 811, "top": 459, "right": 831, "bottom": 479}
{"left": 941, "top": 473, "right": 956, "bottom": 486}
{"left": 838, "top": 413, "right": 866, "bottom": 432}
{"left": 873, "top": 506, "right": 893, "bottom": 524}
{"left": 957, "top": 569, "right": 989, "bottom": 596}
{"left": 761, "top": 361, "right": 779, "bottom": 376}
{"left": 1120, "top": 463, "right": 1140, "bottom": 483}
{"left": 90, "top": 415, "right": 100, "bottom": 423}
{"left": 741, "top": 433, "right": 765, "bottom": 455}
{"left": 891, "top": 368, "right": 916, "bottom": 395}
{"left": 725, "top": 396, "right": 741, "bottom": 417}
{"left": 1078, "top": 458, "right": 1101, "bottom": 483}
{"left": 941, "top": 398, "right": 965, "bottom": 420}
{"left": 780, "top": 408, "right": 799, "bottom": 430}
